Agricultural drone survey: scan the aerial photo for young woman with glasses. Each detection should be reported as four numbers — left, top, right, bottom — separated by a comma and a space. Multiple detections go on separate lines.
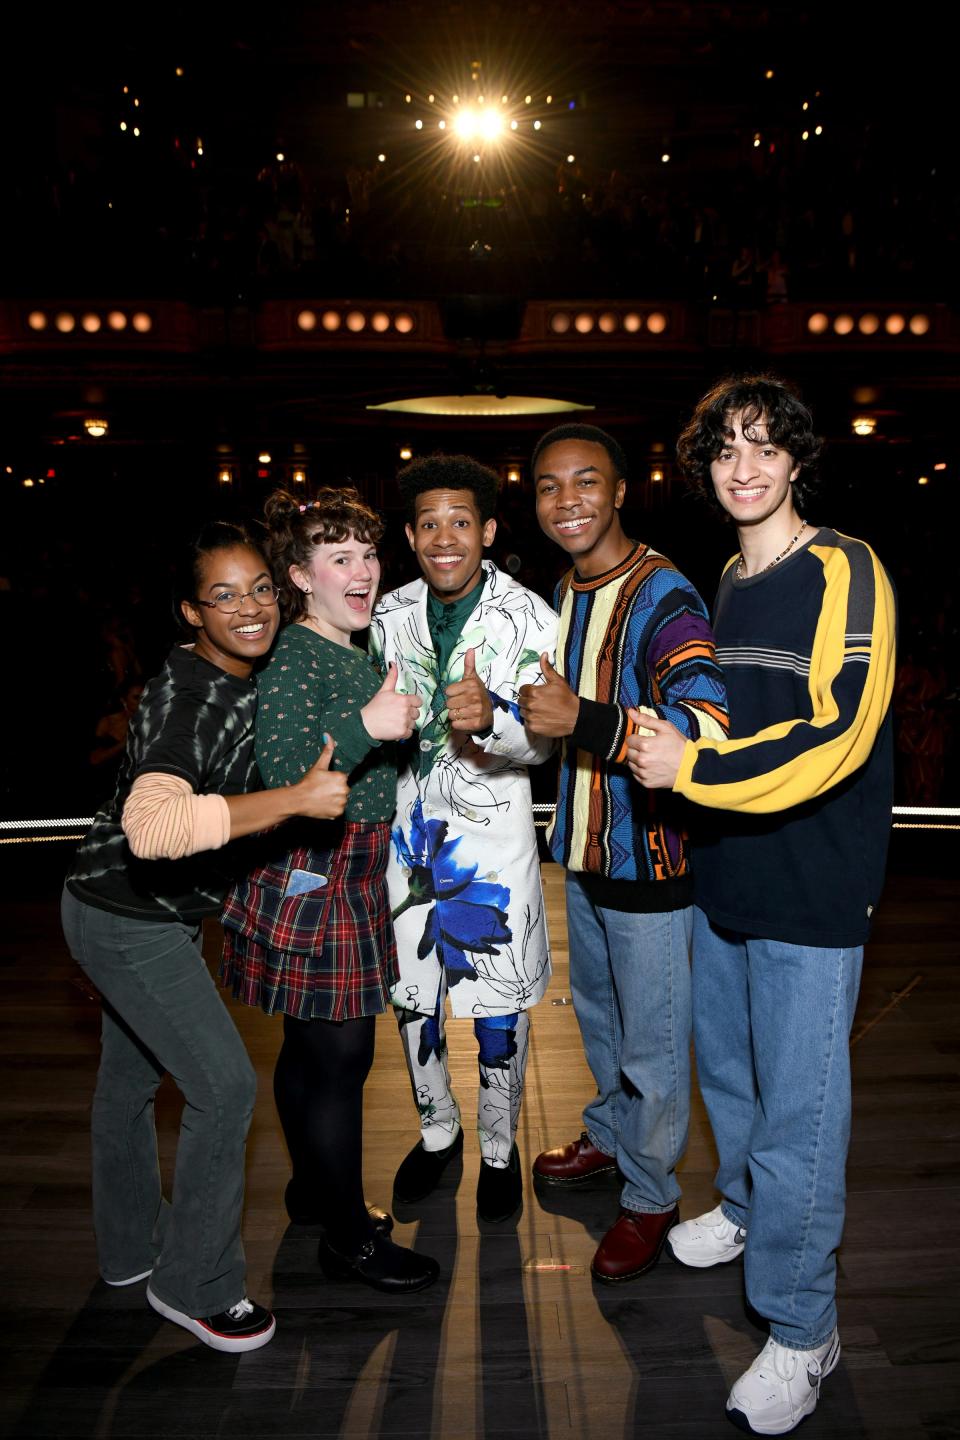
220, 488, 440, 1294
61, 521, 350, 1352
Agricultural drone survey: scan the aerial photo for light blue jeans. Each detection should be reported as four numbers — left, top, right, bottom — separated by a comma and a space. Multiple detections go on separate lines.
61, 887, 256, 1317
564, 874, 692, 1214
692, 907, 864, 1348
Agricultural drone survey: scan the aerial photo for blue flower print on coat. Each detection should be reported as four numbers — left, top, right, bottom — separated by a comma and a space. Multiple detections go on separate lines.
392, 799, 512, 986
474, 1012, 519, 1084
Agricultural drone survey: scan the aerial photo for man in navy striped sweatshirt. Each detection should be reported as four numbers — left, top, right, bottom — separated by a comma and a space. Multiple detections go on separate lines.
629, 375, 895, 1436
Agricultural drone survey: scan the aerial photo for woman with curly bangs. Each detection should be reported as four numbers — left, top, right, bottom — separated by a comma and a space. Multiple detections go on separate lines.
221, 487, 439, 1294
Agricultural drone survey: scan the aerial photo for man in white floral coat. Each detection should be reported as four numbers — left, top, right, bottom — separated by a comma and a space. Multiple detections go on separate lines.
370, 454, 558, 1223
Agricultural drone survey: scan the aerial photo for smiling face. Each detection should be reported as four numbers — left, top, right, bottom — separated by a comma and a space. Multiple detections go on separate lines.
709, 410, 800, 532
534, 439, 630, 577
291, 534, 381, 644
181, 544, 280, 678
405, 488, 496, 603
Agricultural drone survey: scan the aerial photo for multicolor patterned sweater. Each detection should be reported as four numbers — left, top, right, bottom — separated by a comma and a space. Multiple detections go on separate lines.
675, 528, 896, 946
549, 542, 729, 911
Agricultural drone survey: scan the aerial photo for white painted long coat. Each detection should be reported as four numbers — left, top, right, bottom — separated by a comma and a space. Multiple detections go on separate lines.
370, 562, 558, 1018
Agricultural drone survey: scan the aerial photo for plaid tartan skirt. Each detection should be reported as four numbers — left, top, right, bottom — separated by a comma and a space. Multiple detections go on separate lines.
220, 821, 399, 1022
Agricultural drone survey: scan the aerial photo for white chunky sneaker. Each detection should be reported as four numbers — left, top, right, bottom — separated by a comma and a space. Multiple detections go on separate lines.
666, 1204, 746, 1267
726, 1329, 841, 1435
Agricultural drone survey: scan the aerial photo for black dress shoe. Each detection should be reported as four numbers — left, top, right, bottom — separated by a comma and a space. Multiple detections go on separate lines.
393, 1128, 464, 1204
317, 1233, 440, 1293
284, 1180, 393, 1235
477, 1143, 522, 1222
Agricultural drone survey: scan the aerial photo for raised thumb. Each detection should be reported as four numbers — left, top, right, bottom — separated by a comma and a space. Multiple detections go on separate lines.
540, 652, 560, 683
463, 647, 477, 678
315, 733, 336, 770
380, 662, 399, 692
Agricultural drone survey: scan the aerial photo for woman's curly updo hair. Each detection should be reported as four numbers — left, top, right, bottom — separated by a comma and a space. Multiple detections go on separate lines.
677, 374, 823, 516
397, 453, 500, 523
262, 486, 384, 623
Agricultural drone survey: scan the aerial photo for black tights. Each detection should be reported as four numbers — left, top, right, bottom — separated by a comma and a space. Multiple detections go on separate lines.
273, 1012, 376, 1252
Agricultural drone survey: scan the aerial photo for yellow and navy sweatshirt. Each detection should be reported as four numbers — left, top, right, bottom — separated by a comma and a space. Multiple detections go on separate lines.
549, 543, 729, 911
676, 528, 896, 947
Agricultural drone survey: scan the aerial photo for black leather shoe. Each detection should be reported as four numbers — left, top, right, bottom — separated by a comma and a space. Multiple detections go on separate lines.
284, 1179, 394, 1235
317, 1233, 440, 1293
477, 1144, 522, 1222
393, 1128, 464, 1204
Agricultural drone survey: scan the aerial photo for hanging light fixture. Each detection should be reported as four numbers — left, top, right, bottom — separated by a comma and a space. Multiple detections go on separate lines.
84, 418, 109, 438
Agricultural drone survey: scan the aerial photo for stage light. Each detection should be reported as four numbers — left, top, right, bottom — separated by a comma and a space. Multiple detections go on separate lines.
22, 478, 35, 488
399, 447, 413, 461
765, 68, 775, 79
506, 468, 521, 483
322, 310, 341, 331
371, 311, 390, 333
276, 151, 285, 162
546, 95, 553, 103
108, 311, 127, 330
346, 311, 366, 332
84, 418, 108, 438
453, 108, 477, 138
368, 395, 594, 417
56, 313, 75, 333
501, 94, 508, 103
598, 312, 618, 333
377, 153, 386, 163
524, 95, 532, 104
852, 416, 876, 436
175, 66, 184, 77
885, 313, 905, 334
131, 312, 152, 332
650, 468, 665, 483
550, 312, 571, 334
934, 462, 947, 471
510, 120, 518, 130
815, 125, 823, 135
918, 476, 929, 486
909, 314, 930, 335
647, 312, 668, 334
415, 119, 423, 129
404, 93, 411, 103
292, 469, 307, 486
802, 130, 809, 141
623, 312, 642, 333
438, 120, 446, 130
120, 122, 127, 132
807, 312, 829, 334
473, 154, 481, 163
574, 312, 594, 333
394, 312, 415, 334
134, 127, 141, 139
27, 311, 46, 331
259, 452, 272, 464
479, 109, 503, 139
858, 313, 880, 334
567, 154, 575, 163
218, 468, 232, 485
834, 314, 854, 335
802, 101, 809, 111
661, 152, 670, 163
298, 309, 317, 331
428, 93, 435, 103
82, 314, 101, 333
534, 120, 542, 130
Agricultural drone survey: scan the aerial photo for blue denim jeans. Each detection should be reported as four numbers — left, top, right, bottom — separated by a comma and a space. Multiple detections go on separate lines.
692, 907, 864, 1348
61, 887, 256, 1317
564, 874, 692, 1213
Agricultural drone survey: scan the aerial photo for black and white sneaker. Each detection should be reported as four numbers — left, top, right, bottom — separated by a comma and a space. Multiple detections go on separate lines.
103, 1268, 152, 1287
147, 1285, 275, 1352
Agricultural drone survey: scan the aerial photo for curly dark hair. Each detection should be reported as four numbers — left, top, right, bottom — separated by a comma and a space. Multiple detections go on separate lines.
396, 454, 500, 523
677, 374, 822, 515
262, 486, 384, 623
531, 424, 629, 482
173, 520, 262, 633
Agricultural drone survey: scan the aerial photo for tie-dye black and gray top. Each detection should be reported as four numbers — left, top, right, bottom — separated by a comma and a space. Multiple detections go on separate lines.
66, 645, 260, 922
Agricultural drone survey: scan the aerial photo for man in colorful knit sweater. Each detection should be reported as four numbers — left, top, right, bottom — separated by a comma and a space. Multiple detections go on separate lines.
519, 423, 729, 1282
628, 376, 895, 1436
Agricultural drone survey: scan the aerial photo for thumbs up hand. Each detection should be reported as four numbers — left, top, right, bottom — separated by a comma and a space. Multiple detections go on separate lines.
361, 663, 422, 741
445, 647, 494, 734
518, 651, 580, 736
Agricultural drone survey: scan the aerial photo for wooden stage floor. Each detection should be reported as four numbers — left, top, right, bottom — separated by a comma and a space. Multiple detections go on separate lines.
1, 846, 957, 1438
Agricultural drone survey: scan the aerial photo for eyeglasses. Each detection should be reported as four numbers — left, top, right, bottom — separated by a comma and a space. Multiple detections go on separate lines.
194, 583, 280, 614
